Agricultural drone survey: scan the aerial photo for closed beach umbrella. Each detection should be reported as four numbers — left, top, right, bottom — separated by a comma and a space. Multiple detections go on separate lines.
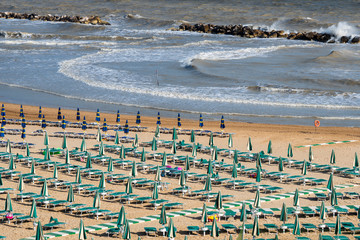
116, 110, 120, 126
190, 130, 195, 143
1, 116, 6, 127
6, 139, 11, 153
267, 140, 272, 154
140, 148, 146, 162
357, 207, 360, 220
0, 125, 4, 140
44, 146, 50, 161
220, 115, 225, 131
232, 162, 237, 179
102, 118, 107, 133
93, 191, 100, 209
184, 155, 190, 171
247, 137, 252, 152
95, 109, 100, 123
132, 134, 139, 148
19, 105, 24, 117
44, 131, 49, 146
238, 222, 245, 240
122, 219, 131, 240
155, 166, 161, 182
76, 108, 80, 122
330, 149, 335, 164
280, 203, 288, 224
319, 201, 326, 223
155, 125, 160, 138
293, 188, 300, 207
256, 153, 262, 169
293, 214, 300, 235
287, 143, 293, 158
209, 132, 214, 147
151, 137, 157, 151
211, 146, 218, 161
30, 159, 35, 174
191, 143, 197, 158
98, 172, 106, 189
240, 202, 246, 222
335, 214, 341, 235
30, 199, 37, 219
204, 174, 212, 192
99, 140, 105, 156
117, 205, 126, 228
62, 134, 68, 149
199, 114, 204, 129
172, 127, 178, 140
61, 116, 66, 130
207, 160, 213, 175
79, 219, 87, 240
278, 157, 284, 172
18, 175, 24, 193
256, 165, 261, 183
130, 161, 137, 177
21, 116, 26, 128
254, 189, 261, 209
96, 127, 102, 142
136, 111, 141, 126
125, 178, 133, 194
210, 216, 219, 237
301, 160, 307, 175
1, 104, 5, 117
35, 220, 46, 240
120, 145, 126, 159
233, 150, 238, 164
81, 116, 87, 131
75, 167, 82, 184
21, 127, 26, 141
159, 205, 167, 225
152, 182, 159, 200
228, 134, 233, 149
67, 185, 74, 203
53, 163, 58, 179
65, 150, 70, 165
177, 113, 181, 128
57, 107, 62, 121
354, 153, 359, 170
327, 173, 334, 191
179, 170, 186, 187
26, 143, 31, 157
107, 158, 114, 172
8, 155, 15, 170
5, 193, 12, 212
201, 203, 208, 225
167, 218, 176, 239
156, 112, 161, 125
171, 141, 177, 155
331, 188, 338, 206
252, 215, 260, 238
81, 136, 87, 152
214, 191, 223, 210
41, 115, 46, 130
309, 146, 314, 162
124, 120, 130, 135
85, 153, 92, 169
114, 131, 120, 145
40, 180, 49, 197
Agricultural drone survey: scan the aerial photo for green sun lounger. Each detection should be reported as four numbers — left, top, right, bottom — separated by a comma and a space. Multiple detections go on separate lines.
187, 226, 199, 234
43, 217, 66, 230
106, 227, 120, 237
333, 236, 350, 240
222, 224, 237, 233
302, 223, 317, 232
264, 223, 278, 232
144, 227, 157, 236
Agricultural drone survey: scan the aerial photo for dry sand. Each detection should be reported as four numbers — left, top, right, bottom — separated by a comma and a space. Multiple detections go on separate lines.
0, 102, 360, 240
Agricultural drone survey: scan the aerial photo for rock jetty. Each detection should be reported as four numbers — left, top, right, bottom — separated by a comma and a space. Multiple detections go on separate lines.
0, 12, 110, 25
178, 23, 359, 44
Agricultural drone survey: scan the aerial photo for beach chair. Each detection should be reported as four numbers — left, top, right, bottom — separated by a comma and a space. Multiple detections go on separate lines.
332, 236, 350, 240
221, 223, 237, 233
345, 191, 360, 199
296, 237, 311, 240
341, 222, 360, 234
106, 227, 120, 237
144, 227, 157, 236
315, 193, 328, 201
223, 209, 237, 220
186, 226, 200, 235
164, 202, 183, 209
264, 223, 278, 233
43, 217, 66, 230
302, 223, 317, 232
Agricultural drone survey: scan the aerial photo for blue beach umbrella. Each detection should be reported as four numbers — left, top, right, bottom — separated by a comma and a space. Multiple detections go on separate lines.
1, 104, 5, 117
124, 120, 129, 135
136, 111, 141, 126
20, 104, 24, 117
177, 113, 181, 128
102, 118, 108, 133
21, 116, 26, 128
116, 110, 120, 125
57, 107, 62, 121
156, 112, 161, 125
1, 116, 6, 127
41, 115, 46, 129
61, 116, 66, 130
0, 125, 4, 139
220, 115, 225, 130
76, 108, 80, 122
21, 127, 26, 141
82, 116, 87, 131
38, 106, 42, 120
95, 109, 100, 123
199, 114, 204, 129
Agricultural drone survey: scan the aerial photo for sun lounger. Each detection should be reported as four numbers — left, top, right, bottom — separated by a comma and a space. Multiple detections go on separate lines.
333, 236, 350, 240
315, 193, 328, 201
296, 237, 311, 240
264, 223, 278, 233
43, 217, 66, 230
302, 223, 317, 232
186, 226, 199, 235
65, 203, 86, 213
143, 227, 157, 236
345, 191, 360, 199
106, 227, 120, 237
164, 202, 183, 209
135, 197, 152, 204
341, 222, 360, 234
221, 223, 237, 233
15, 215, 35, 224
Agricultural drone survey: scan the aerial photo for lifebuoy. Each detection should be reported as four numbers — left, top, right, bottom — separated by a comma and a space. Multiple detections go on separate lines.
314, 120, 320, 127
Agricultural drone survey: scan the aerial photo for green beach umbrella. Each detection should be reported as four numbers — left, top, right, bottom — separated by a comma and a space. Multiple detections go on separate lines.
6, 139, 11, 154
267, 140, 272, 154
252, 215, 260, 238
30, 199, 38, 218
93, 191, 100, 209
140, 148, 146, 162
120, 145, 126, 159
354, 152, 359, 169
159, 205, 167, 225
130, 161, 137, 177
184, 155, 190, 171
167, 218, 176, 239
238, 222, 246, 240
35, 221, 46, 240
201, 203, 207, 225
107, 157, 114, 172
152, 182, 159, 200
26, 142, 30, 157
214, 191, 223, 210
65, 150, 70, 165
319, 201, 326, 223
357, 206, 360, 220
18, 175, 24, 193
151, 137, 157, 151
334, 214, 341, 235
278, 157, 284, 172
155, 166, 161, 182
204, 174, 212, 192
122, 219, 131, 240
287, 143, 293, 158
114, 131, 120, 145
327, 173, 334, 191
86, 153, 92, 169
44, 131, 49, 146
256, 153, 262, 169
125, 178, 133, 194
62, 134, 67, 149
172, 127, 178, 140
190, 130, 195, 143
228, 134, 233, 149
0, 174, 2, 186
8, 155, 15, 170
247, 137, 252, 152
75, 167, 82, 184
209, 132, 214, 147
96, 127, 102, 142
160, 152, 168, 167
210, 216, 219, 238
179, 170, 186, 187
256, 165, 261, 183
207, 160, 213, 175
211, 146, 218, 161
280, 203, 287, 224
309, 146, 314, 162
53, 163, 58, 179
331, 188, 338, 206
301, 160, 307, 175
67, 185, 74, 203
5, 193, 12, 212
254, 189, 261, 209
232, 162, 238, 179
98, 140, 105, 156
98, 172, 106, 189
171, 141, 177, 155
81, 136, 86, 152
79, 219, 87, 240
233, 150, 238, 164
191, 143, 197, 158
44, 146, 50, 161
155, 125, 160, 138
293, 188, 300, 207
133, 134, 139, 148
117, 205, 126, 228
40, 180, 49, 198
240, 202, 246, 222
293, 214, 300, 235
30, 159, 36, 174
330, 149, 335, 164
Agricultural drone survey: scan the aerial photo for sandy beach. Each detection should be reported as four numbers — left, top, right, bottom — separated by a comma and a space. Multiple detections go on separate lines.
0, 102, 360, 240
